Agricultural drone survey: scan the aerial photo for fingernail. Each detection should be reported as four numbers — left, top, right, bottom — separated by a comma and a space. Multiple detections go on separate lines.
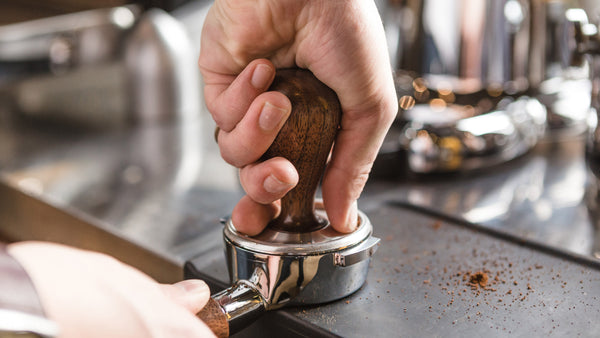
264, 174, 294, 194
251, 63, 273, 89
259, 102, 288, 131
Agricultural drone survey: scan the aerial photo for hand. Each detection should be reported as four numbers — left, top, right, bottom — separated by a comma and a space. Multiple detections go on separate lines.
199, 0, 397, 235
7, 241, 215, 338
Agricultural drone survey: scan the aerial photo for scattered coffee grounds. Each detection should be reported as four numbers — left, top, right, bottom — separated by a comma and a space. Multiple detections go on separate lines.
468, 271, 488, 289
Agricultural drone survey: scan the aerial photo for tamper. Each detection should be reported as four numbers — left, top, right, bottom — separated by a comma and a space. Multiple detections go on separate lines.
193, 69, 380, 337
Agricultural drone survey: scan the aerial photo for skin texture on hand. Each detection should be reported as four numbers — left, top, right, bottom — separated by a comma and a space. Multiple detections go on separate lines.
200, 0, 398, 235
7, 242, 215, 338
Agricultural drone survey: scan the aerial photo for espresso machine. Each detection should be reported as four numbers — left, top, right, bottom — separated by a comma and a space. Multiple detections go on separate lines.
375, 0, 593, 176
568, 6, 600, 251
0, 5, 200, 129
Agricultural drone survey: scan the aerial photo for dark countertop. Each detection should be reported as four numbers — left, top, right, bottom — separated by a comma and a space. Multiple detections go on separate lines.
186, 151, 600, 337
287, 203, 600, 337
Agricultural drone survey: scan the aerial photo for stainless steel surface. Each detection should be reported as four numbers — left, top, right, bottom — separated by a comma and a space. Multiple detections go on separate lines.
571, 9, 600, 258
226, 205, 374, 255
538, 2, 593, 138
0, 6, 139, 64
567, 8, 600, 114
378, 1, 600, 257
383, 0, 592, 174
203, 205, 378, 334
386, 0, 534, 95
212, 280, 266, 335
375, 137, 597, 258
395, 94, 547, 173
223, 209, 377, 305
189, 190, 600, 337
124, 8, 200, 126
0, 6, 200, 129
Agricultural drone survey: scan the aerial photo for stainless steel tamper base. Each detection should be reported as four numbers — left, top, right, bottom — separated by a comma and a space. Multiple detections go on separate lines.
211, 201, 379, 334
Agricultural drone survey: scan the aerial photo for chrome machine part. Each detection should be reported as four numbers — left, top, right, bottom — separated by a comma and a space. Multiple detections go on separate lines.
0, 6, 200, 129
208, 202, 378, 334
536, 1, 593, 139
397, 95, 547, 174
567, 9, 600, 178
567, 8, 600, 259
0, 6, 140, 70
224, 203, 373, 256
387, 0, 534, 95
375, 0, 592, 176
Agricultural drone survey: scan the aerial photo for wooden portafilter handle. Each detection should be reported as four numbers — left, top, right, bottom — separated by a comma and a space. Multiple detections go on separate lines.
196, 69, 341, 337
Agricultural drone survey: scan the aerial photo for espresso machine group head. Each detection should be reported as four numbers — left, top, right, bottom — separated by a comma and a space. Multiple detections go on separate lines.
193, 69, 380, 337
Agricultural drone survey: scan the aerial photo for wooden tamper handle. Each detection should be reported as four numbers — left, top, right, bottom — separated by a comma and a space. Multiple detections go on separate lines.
197, 69, 341, 337
263, 68, 342, 233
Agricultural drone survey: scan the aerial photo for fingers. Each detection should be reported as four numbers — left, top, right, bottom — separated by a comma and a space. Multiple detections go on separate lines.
239, 157, 298, 204
203, 58, 294, 235
322, 165, 361, 234
160, 280, 211, 314
295, 1, 398, 234
228, 158, 295, 236
231, 195, 280, 236
201, 1, 399, 236
233, 158, 296, 235
322, 97, 397, 234
205, 58, 292, 168
203, 59, 276, 132
217, 91, 291, 167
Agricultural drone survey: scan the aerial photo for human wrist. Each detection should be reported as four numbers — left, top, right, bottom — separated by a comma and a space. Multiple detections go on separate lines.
0, 243, 58, 338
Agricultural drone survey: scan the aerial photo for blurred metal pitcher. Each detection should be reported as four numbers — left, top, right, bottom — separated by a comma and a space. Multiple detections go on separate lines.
387, 0, 539, 95
375, 0, 592, 175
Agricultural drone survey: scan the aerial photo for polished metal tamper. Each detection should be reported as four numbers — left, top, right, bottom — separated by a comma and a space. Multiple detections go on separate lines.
196, 69, 380, 337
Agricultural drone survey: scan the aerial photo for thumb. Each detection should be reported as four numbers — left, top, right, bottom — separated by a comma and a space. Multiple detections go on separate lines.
160, 279, 211, 314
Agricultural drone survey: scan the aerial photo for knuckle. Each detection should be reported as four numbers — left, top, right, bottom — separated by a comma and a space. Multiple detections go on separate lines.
212, 115, 235, 133
327, 163, 372, 201
345, 91, 398, 128
220, 148, 243, 167
249, 192, 276, 205
219, 143, 257, 168
382, 95, 399, 124
348, 170, 370, 200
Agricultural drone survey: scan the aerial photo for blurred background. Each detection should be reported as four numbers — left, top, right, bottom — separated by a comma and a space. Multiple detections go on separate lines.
0, 1, 191, 24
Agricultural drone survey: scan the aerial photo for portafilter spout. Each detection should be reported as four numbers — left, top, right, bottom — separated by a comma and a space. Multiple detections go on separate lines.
194, 69, 380, 337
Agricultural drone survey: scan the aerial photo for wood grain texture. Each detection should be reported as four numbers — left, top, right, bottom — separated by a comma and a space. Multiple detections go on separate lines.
196, 298, 229, 338
263, 69, 342, 233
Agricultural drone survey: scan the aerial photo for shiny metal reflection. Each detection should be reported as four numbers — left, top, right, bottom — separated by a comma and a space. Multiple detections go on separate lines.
210, 203, 379, 334
382, 0, 534, 95
375, 0, 594, 175
395, 94, 546, 174
0, 6, 200, 129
